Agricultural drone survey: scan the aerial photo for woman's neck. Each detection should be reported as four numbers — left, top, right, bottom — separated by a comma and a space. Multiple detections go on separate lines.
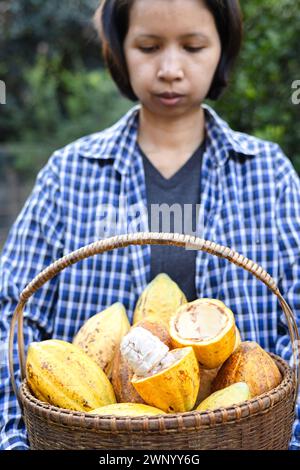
137, 105, 206, 179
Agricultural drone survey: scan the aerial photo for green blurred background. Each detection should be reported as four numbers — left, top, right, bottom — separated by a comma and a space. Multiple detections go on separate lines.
0, 0, 299, 247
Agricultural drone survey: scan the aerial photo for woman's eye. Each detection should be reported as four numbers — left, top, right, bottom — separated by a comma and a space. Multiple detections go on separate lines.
139, 46, 158, 53
138, 46, 204, 54
184, 47, 203, 53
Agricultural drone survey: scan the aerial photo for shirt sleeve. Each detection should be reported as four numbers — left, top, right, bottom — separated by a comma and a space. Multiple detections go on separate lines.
274, 162, 300, 450
0, 154, 64, 450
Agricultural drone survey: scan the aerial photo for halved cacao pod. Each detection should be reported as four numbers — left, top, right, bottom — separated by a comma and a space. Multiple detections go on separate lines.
111, 348, 145, 404
26, 339, 116, 412
131, 347, 200, 413
212, 341, 282, 397
89, 403, 166, 416
234, 326, 242, 350
73, 302, 130, 378
133, 273, 187, 325
169, 298, 236, 369
111, 319, 172, 403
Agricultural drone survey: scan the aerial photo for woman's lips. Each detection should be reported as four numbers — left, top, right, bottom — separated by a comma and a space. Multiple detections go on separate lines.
155, 94, 184, 106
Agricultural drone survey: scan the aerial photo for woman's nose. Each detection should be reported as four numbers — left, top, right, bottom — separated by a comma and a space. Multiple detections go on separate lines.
157, 49, 184, 81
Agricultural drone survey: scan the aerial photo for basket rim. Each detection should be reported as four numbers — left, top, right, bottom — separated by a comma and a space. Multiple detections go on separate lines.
20, 353, 295, 433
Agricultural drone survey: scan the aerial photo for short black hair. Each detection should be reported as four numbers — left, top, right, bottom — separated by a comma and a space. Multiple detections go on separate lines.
94, 0, 243, 101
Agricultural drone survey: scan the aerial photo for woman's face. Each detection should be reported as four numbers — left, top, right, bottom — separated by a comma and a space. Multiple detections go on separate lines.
124, 0, 221, 117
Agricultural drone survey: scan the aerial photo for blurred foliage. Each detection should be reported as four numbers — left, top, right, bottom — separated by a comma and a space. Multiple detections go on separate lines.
0, 0, 300, 180
3, 56, 132, 177
0, 0, 132, 178
213, 0, 300, 172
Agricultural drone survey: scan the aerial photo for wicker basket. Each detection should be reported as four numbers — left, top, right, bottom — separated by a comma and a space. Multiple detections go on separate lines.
9, 232, 300, 450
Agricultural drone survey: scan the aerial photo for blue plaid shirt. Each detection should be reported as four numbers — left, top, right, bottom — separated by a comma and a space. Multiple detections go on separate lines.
0, 104, 299, 450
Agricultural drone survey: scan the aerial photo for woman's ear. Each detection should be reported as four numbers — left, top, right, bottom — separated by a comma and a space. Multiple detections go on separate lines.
93, 3, 104, 40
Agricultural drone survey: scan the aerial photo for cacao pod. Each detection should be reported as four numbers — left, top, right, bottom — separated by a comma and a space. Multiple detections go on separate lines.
89, 403, 166, 416
131, 346, 200, 413
197, 382, 251, 412
133, 273, 187, 325
73, 302, 130, 378
169, 298, 236, 369
111, 348, 146, 404
212, 341, 282, 397
26, 339, 116, 411
111, 319, 172, 403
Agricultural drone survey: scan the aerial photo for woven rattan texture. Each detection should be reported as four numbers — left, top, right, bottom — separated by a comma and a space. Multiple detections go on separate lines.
20, 355, 295, 450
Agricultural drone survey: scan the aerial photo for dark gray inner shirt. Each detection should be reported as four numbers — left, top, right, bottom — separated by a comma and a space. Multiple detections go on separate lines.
138, 140, 205, 301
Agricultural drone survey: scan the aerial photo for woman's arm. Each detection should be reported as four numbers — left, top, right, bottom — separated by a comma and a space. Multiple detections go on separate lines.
0, 155, 64, 449
274, 165, 300, 450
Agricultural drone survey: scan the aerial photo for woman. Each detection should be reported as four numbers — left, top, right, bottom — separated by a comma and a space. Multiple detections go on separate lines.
0, 0, 299, 449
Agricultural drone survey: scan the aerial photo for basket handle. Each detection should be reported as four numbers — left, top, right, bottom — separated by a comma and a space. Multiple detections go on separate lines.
9, 232, 299, 407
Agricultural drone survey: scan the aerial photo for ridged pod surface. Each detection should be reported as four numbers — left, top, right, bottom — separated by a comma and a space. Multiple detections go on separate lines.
197, 382, 251, 412
169, 298, 236, 369
89, 403, 166, 417
73, 302, 130, 378
133, 273, 187, 325
26, 339, 116, 411
212, 341, 282, 397
131, 347, 200, 413
111, 319, 173, 403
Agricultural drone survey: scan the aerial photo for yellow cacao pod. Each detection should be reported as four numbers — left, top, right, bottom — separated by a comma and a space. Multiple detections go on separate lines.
131, 346, 200, 413
89, 403, 166, 417
26, 339, 116, 411
73, 302, 130, 378
133, 273, 187, 326
197, 382, 251, 412
212, 341, 282, 397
